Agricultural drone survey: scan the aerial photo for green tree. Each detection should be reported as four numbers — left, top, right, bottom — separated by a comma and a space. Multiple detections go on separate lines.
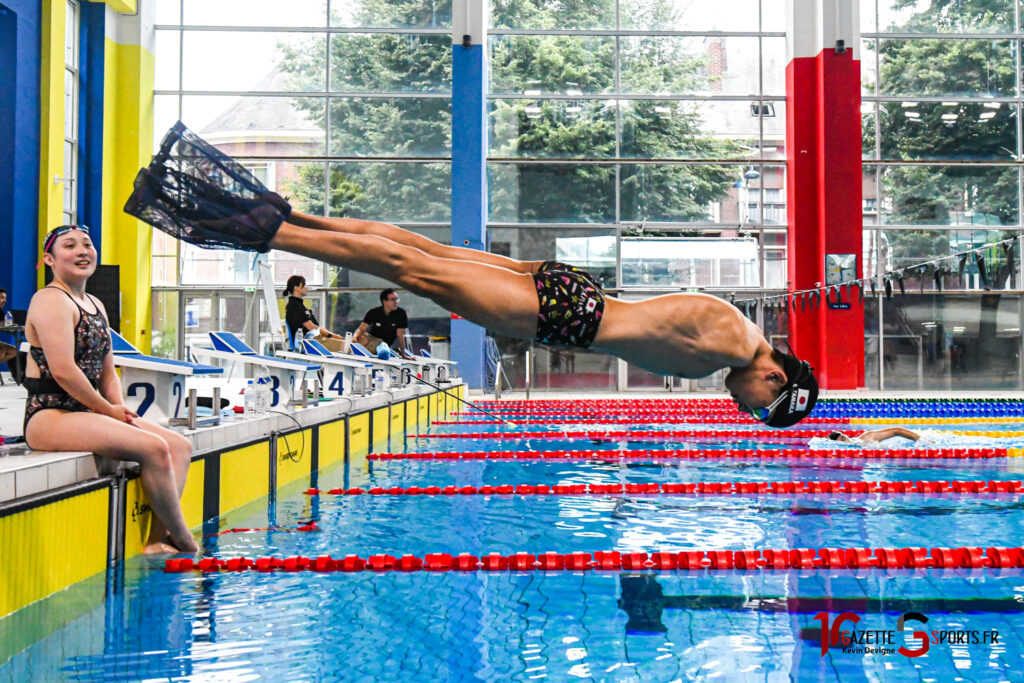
873, 0, 1017, 264
278, 0, 742, 227
871, 0, 1018, 386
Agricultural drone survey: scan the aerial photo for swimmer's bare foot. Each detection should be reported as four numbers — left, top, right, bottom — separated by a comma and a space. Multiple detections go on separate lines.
142, 541, 181, 555
145, 532, 199, 554
170, 535, 200, 553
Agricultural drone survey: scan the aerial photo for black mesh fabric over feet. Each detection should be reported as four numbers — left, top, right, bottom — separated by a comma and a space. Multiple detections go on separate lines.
123, 121, 292, 253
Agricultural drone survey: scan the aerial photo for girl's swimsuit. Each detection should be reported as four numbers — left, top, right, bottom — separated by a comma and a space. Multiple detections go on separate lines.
532, 261, 606, 349
23, 287, 111, 435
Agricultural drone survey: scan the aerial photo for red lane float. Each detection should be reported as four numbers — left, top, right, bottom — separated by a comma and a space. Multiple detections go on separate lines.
203, 522, 319, 537
165, 546, 1024, 573
368, 447, 1006, 461
413, 429, 840, 440
437, 416, 850, 425
303, 479, 1024, 498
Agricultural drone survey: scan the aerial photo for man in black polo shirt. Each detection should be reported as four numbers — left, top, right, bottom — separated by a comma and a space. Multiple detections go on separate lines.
355, 288, 415, 359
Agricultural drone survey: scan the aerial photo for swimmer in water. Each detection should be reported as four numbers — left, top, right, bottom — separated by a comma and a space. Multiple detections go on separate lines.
826, 428, 922, 445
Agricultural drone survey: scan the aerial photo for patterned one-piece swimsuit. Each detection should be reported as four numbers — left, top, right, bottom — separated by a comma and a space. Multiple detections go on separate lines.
23, 287, 111, 433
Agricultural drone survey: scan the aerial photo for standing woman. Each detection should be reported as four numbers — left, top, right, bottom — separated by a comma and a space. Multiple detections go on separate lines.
283, 274, 343, 348
23, 225, 198, 553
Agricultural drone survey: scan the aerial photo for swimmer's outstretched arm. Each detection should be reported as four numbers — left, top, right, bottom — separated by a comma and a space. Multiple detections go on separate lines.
859, 427, 921, 443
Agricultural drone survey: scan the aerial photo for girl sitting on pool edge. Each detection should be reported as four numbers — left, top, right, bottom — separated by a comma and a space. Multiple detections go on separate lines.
22, 225, 198, 554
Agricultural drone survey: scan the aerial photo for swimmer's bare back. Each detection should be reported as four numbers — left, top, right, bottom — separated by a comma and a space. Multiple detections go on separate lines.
591, 293, 762, 378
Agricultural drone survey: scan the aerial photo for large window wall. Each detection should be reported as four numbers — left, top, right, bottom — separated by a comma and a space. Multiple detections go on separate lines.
152, 0, 454, 356
860, 0, 1024, 390
487, 0, 786, 389
150, 0, 1024, 391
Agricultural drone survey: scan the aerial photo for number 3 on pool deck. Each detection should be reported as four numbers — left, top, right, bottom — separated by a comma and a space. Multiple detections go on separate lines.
329, 372, 343, 396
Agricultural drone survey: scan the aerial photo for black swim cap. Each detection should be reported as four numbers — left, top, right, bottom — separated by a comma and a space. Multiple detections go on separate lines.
760, 353, 819, 428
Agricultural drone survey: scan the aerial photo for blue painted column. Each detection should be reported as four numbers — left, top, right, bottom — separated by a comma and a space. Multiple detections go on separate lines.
450, 0, 488, 390
0, 0, 41, 312
77, 1, 105, 252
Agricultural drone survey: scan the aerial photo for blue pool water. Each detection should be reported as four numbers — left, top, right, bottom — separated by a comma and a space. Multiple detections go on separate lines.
3, 418, 1024, 681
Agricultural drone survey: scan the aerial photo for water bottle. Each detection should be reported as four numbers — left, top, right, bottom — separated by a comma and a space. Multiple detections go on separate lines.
243, 381, 256, 416
3, 310, 11, 326
254, 367, 271, 414
256, 377, 271, 414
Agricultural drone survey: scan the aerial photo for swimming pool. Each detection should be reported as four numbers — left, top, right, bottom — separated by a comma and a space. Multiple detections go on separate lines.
2, 397, 1024, 681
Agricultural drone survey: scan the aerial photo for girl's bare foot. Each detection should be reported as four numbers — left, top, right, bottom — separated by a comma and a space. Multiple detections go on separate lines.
142, 541, 180, 555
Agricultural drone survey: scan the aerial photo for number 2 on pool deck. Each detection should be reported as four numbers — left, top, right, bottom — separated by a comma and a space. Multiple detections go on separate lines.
127, 382, 156, 417
328, 372, 344, 396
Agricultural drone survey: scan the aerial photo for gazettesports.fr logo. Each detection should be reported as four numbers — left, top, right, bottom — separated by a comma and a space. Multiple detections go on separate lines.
814, 612, 1000, 657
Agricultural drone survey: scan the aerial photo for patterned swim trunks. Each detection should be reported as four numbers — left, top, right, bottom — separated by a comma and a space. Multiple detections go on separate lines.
532, 261, 606, 349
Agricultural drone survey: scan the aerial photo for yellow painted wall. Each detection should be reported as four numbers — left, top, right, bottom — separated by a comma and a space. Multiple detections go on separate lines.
349, 412, 370, 469
0, 488, 109, 618
123, 459, 205, 559
391, 402, 405, 441
102, 33, 154, 350
37, 0, 66, 273
39, 2, 154, 343
320, 420, 347, 468
277, 430, 312, 489
101, 0, 137, 12
405, 399, 417, 433
418, 396, 428, 429
220, 443, 270, 515
372, 407, 389, 449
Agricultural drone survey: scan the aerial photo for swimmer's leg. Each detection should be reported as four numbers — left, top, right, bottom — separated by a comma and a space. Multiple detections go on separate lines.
271, 223, 541, 338
286, 212, 541, 275
25, 410, 199, 553
133, 418, 193, 547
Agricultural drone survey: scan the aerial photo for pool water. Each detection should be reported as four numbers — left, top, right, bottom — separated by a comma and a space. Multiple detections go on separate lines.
3, 414, 1024, 681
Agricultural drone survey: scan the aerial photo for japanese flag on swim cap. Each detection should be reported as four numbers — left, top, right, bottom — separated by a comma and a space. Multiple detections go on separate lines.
762, 353, 819, 428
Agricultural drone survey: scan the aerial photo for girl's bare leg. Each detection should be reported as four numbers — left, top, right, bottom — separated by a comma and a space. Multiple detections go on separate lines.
25, 411, 199, 553
286, 212, 541, 275
133, 418, 193, 546
270, 222, 540, 339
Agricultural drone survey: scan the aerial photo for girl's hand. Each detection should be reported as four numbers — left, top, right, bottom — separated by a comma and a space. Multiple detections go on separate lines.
105, 403, 139, 425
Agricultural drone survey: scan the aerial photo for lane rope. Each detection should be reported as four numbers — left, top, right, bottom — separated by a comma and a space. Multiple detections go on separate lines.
368, 447, 1007, 460
303, 479, 1024, 497
413, 429, 1024, 440
165, 546, 1024, 573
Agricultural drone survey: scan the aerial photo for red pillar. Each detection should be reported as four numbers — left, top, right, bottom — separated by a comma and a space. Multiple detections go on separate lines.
786, 0, 865, 389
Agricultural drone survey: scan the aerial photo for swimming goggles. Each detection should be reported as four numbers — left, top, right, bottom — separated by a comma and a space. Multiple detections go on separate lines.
43, 224, 91, 253
741, 389, 790, 423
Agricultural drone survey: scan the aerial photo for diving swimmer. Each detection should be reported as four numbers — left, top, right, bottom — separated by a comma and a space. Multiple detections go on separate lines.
124, 122, 819, 427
